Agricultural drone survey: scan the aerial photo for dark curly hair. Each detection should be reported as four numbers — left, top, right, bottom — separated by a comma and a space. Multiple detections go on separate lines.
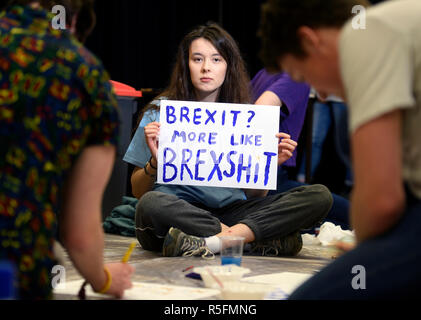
258, 0, 370, 71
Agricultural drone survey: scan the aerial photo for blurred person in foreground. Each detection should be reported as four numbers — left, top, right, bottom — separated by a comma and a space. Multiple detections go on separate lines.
0, 0, 134, 299
259, 0, 421, 299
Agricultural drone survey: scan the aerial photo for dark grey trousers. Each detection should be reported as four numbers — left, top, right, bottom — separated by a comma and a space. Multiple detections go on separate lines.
135, 184, 333, 252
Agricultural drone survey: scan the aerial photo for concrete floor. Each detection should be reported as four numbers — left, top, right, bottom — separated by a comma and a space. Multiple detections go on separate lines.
54, 233, 340, 300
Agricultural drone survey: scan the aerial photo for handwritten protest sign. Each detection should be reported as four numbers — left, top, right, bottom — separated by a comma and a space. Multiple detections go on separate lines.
157, 100, 280, 190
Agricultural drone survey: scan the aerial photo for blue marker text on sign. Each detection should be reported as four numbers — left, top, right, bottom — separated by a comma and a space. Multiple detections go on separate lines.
157, 100, 280, 190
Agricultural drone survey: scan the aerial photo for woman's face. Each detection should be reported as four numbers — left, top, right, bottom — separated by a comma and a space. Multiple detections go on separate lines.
189, 37, 227, 102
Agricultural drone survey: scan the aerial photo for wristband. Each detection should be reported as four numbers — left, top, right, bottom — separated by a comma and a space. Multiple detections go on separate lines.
144, 162, 156, 179
98, 266, 112, 294
148, 156, 157, 170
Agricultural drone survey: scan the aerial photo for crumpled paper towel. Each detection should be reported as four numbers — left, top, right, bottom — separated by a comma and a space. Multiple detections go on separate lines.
317, 222, 355, 246
302, 222, 355, 246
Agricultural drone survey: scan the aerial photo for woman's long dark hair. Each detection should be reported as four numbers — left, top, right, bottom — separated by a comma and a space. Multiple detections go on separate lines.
138, 22, 252, 123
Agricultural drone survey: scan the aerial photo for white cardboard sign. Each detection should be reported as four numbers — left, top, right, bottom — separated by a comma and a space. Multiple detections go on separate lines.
157, 100, 280, 190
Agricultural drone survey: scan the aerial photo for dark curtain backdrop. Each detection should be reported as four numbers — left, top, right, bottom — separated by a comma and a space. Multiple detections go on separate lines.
85, 0, 265, 96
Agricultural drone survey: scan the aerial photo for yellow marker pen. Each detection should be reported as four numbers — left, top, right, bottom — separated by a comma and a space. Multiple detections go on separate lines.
122, 242, 137, 263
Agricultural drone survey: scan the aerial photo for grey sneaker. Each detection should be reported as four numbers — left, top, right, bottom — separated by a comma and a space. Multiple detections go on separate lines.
162, 227, 215, 259
250, 231, 303, 257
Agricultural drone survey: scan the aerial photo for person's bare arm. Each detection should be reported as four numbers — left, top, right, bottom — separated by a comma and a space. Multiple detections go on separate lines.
131, 122, 160, 199
255, 90, 282, 107
131, 160, 157, 199
60, 145, 133, 297
350, 110, 406, 243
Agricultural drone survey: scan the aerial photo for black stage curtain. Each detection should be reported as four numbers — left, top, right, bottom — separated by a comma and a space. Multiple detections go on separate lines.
85, 0, 265, 96
85, 0, 383, 98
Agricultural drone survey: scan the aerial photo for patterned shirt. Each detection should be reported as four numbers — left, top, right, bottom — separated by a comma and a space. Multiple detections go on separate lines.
0, 5, 120, 299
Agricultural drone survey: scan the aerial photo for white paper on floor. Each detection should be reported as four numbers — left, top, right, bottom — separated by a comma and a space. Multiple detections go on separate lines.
302, 222, 355, 246
242, 272, 313, 299
54, 280, 220, 300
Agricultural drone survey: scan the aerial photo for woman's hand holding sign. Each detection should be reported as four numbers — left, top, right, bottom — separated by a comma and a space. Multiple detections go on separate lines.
277, 133, 297, 166
144, 121, 161, 161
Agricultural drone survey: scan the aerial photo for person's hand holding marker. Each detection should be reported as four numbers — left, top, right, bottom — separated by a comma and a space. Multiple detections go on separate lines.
103, 242, 136, 298
78, 242, 136, 299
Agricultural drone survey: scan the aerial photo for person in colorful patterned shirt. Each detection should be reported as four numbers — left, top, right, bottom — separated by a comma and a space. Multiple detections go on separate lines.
0, 0, 133, 299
